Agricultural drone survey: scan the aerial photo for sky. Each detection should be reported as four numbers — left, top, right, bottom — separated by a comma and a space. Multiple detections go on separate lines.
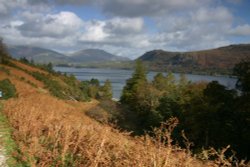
0, 0, 250, 59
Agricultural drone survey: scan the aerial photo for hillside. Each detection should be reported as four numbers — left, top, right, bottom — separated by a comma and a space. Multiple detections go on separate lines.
138, 44, 250, 74
69, 49, 130, 63
7, 45, 69, 64
0, 57, 243, 166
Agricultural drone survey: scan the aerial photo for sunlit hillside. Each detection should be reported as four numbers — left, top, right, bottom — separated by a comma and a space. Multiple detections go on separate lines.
1, 56, 248, 166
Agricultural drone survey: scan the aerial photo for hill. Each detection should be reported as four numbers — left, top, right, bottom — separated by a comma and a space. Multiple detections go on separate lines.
138, 44, 250, 74
7, 45, 69, 64
1, 50, 243, 166
69, 49, 130, 63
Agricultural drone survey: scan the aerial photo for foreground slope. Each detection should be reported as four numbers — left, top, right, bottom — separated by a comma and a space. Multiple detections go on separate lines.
0, 60, 245, 166
138, 44, 250, 74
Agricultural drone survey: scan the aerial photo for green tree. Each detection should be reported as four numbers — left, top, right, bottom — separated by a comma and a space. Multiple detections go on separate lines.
165, 72, 176, 93
120, 61, 156, 132
120, 60, 147, 105
233, 61, 250, 158
99, 79, 113, 100
0, 79, 17, 99
184, 81, 236, 149
152, 73, 167, 91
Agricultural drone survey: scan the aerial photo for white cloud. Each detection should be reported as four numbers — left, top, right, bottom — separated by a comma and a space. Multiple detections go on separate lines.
80, 21, 108, 42
17, 11, 83, 38
229, 24, 250, 36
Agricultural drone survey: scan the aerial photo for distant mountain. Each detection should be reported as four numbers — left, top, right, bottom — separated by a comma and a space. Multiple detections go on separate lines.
69, 49, 130, 63
7, 46, 130, 65
138, 44, 250, 74
7, 45, 69, 64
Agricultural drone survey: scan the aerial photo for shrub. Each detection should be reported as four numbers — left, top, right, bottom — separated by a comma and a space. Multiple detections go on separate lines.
0, 79, 17, 99
0, 66, 10, 75
31, 72, 89, 101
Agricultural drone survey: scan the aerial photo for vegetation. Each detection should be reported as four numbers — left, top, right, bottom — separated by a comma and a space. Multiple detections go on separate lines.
0, 103, 27, 166
0, 79, 17, 100
80, 78, 113, 100
120, 60, 250, 161
31, 71, 91, 101
0, 37, 249, 166
0, 66, 214, 166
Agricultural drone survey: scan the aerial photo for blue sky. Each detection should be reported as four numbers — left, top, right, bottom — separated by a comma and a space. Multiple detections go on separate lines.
0, 0, 250, 59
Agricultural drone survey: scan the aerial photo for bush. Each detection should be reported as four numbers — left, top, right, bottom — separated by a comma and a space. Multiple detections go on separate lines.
31, 72, 89, 101
85, 105, 111, 123
0, 79, 17, 99
0, 66, 10, 75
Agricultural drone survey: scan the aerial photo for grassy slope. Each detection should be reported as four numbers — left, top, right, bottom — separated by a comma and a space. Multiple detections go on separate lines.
0, 60, 243, 166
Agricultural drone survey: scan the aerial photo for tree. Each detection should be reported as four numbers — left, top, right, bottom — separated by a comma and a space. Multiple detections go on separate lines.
120, 60, 147, 105
233, 60, 250, 94
0, 79, 17, 99
152, 73, 168, 91
233, 61, 250, 158
184, 81, 236, 149
165, 72, 176, 93
99, 79, 113, 100
120, 61, 153, 132
0, 37, 9, 64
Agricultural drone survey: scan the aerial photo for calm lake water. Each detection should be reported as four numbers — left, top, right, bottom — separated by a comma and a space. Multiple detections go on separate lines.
54, 67, 237, 99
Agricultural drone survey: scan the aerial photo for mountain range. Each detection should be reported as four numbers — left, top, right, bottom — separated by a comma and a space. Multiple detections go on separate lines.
7, 45, 129, 65
7, 44, 250, 74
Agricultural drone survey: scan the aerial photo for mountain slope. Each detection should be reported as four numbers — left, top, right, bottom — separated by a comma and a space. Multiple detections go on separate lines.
0, 59, 215, 166
70, 49, 129, 63
138, 44, 250, 74
7, 45, 69, 64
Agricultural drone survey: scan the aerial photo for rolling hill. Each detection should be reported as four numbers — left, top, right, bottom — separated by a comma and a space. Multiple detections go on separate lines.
138, 44, 250, 74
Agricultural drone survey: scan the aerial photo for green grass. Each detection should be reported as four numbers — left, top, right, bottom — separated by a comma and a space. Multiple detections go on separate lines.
0, 102, 28, 167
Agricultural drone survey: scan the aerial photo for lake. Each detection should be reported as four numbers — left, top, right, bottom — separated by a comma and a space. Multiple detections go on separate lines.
54, 67, 237, 99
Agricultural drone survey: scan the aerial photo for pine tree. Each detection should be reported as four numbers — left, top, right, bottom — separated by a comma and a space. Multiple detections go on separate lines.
120, 60, 147, 105
100, 79, 113, 100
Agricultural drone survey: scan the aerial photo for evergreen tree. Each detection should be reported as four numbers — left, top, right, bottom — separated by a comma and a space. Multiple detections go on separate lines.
120, 60, 147, 105
99, 79, 113, 100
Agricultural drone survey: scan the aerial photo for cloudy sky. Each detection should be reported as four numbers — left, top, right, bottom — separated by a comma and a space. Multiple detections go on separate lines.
0, 0, 250, 59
